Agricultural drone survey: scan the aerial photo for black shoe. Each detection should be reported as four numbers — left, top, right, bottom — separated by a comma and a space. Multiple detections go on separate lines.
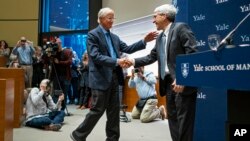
70, 132, 80, 141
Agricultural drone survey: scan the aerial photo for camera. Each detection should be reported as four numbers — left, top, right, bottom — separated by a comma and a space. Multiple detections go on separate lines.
45, 42, 59, 56
134, 68, 140, 73
54, 90, 63, 96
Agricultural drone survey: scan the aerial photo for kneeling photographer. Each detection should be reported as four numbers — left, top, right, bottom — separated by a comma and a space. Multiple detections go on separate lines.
128, 66, 166, 123
46, 39, 73, 112
25, 79, 65, 131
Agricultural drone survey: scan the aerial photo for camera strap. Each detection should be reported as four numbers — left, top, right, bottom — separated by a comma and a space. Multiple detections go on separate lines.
42, 95, 49, 108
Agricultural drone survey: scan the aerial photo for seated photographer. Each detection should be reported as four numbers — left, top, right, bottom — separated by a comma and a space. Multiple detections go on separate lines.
128, 67, 166, 123
24, 79, 65, 131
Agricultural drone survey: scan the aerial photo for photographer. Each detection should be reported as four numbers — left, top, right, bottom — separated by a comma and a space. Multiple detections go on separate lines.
25, 79, 65, 131
128, 67, 166, 123
49, 39, 73, 111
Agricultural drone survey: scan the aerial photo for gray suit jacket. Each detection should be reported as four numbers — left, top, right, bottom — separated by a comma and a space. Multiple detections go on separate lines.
88, 25, 146, 90
135, 22, 198, 96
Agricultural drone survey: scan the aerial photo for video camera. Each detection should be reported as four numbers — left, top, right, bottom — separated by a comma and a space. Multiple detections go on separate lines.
45, 42, 59, 56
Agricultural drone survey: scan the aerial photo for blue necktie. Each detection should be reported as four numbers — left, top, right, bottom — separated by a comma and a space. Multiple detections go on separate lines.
105, 32, 117, 59
160, 34, 166, 80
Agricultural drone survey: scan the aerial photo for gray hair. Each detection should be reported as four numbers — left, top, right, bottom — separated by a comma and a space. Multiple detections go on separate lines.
97, 7, 114, 23
40, 79, 50, 87
154, 4, 177, 22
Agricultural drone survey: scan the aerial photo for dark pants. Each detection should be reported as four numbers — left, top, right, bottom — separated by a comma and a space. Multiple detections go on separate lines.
71, 77, 79, 103
79, 85, 91, 107
72, 72, 120, 141
166, 90, 197, 141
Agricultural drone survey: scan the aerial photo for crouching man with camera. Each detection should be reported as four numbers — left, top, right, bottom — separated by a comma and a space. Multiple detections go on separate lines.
128, 67, 166, 123
24, 79, 65, 131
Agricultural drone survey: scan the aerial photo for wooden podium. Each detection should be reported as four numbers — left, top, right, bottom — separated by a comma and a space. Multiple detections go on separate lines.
0, 68, 25, 128
0, 56, 7, 67
0, 79, 14, 141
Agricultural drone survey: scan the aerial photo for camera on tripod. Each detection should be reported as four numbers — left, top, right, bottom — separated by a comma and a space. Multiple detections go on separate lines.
45, 42, 59, 56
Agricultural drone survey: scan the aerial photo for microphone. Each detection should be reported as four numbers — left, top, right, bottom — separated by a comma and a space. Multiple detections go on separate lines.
218, 12, 250, 50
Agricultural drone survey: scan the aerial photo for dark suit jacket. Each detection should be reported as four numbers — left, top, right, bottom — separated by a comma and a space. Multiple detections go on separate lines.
135, 23, 198, 96
88, 25, 146, 90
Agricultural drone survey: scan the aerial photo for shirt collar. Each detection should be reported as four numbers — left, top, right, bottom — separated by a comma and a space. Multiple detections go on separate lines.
99, 25, 109, 34
163, 23, 172, 36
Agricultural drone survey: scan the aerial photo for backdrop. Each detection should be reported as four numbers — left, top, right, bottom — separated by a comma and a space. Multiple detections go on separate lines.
174, 0, 250, 141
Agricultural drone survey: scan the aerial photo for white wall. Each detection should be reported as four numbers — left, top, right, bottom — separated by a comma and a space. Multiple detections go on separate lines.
112, 15, 159, 76
102, 0, 170, 24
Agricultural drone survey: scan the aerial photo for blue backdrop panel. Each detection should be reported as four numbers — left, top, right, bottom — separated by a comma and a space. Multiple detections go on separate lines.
194, 88, 227, 141
174, 0, 250, 141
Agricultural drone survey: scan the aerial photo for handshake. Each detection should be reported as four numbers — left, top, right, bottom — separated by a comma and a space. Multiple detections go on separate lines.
117, 58, 134, 68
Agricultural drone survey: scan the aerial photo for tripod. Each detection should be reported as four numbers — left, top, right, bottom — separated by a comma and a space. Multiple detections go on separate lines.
50, 62, 71, 116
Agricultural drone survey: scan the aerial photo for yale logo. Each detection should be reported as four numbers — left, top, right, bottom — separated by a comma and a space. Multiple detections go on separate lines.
234, 129, 247, 136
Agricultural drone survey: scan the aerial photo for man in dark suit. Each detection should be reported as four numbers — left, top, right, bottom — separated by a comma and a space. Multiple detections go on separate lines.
127, 4, 198, 141
70, 7, 157, 141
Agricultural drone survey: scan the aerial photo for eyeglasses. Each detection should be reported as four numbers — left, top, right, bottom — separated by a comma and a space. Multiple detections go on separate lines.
105, 17, 116, 21
153, 13, 166, 19
21, 40, 26, 42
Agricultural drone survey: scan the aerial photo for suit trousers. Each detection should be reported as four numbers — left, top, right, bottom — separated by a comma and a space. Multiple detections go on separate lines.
165, 75, 197, 141
72, 71, 120, 141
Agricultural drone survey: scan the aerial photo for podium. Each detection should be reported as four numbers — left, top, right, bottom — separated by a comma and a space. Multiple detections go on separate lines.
0, 79, 14, 141
0, 68, 25, 128
176, 47, 250, 141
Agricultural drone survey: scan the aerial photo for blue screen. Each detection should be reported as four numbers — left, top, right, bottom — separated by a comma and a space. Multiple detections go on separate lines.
59, 33, 88, 59
42, 0, 89, 32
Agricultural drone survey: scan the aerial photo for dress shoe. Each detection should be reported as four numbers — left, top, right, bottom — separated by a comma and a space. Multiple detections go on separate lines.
70, 132, 82, 141
44, 123, 62, 131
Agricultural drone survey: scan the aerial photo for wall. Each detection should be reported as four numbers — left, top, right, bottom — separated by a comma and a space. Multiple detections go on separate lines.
0, 0, 39, 47
102, 0, 170, 24
0, 0, 169, 47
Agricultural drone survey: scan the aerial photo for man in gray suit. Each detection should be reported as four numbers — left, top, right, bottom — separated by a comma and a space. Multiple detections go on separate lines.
127, 4, 198, 141
70, 7, 157, 141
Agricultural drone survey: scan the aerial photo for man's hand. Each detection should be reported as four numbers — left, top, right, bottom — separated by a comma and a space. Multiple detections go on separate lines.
16, 40, 21, 47
54, 58, 59, 64
172, 79, 185, 93
58, 94, 64, 102
118, 58, 133, 68
144, 31, 158, 43
40, 85, 46, 92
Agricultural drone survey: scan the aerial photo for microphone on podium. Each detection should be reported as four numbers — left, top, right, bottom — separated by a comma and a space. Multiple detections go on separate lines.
218, 12, 250, 50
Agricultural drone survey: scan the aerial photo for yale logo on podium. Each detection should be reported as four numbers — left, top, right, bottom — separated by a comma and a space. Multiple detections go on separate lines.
234, 129, 247, 136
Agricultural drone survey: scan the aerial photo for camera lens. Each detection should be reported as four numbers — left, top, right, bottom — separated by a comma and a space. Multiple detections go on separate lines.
134, 68, 139, 73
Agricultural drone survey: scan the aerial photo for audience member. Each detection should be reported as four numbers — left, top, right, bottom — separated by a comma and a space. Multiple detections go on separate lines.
24, 79, 65, 131
0, 40, 11, 66
77, 52, 91, 110
69, 49, 80, 105
128, 66, 166, 123
32, 46, 45, 87
12, 36, 35, 88
70, 7, 157, 141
